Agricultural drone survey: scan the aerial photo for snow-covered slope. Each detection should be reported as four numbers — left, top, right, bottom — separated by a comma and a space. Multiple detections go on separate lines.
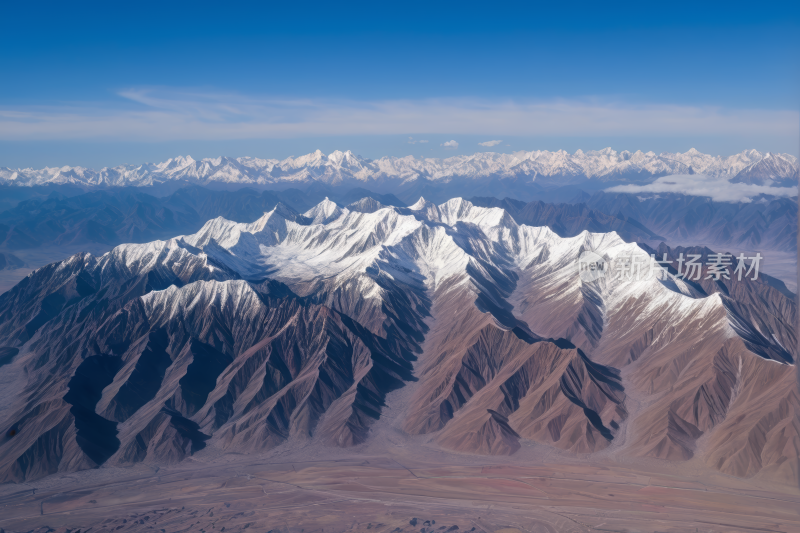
1, 148, 796, 187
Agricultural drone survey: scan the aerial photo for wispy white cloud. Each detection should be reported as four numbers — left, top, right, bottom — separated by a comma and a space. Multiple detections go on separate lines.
606, 174, 798, 203
407, 136, 429, 144
479, 140, 503, 147
0, 88, 796, 143
441, 140, 459, 149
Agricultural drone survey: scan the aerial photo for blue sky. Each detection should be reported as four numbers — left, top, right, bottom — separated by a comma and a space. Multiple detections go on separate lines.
1, 0, 798, 168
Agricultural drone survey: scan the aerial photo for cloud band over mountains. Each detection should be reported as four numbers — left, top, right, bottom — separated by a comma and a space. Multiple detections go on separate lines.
606, 174, 798, 203
0, 89, 796, 143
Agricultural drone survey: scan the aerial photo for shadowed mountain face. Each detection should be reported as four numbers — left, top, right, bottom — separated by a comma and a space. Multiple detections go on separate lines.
0, 197, 796, 487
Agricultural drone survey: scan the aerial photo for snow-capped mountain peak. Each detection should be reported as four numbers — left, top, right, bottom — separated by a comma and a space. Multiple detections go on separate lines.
409, 196, 441, 221
409, 197, 429, 210
304, 197, 347, 225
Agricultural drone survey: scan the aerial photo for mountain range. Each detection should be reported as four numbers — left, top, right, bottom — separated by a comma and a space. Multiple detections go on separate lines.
2, 148, 797, 189
0, 197, 796, 487
0, 187, 660, 252
1, 185, 792, 262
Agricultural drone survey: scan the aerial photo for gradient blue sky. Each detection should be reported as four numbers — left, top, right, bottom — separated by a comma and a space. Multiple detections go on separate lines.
1, 0, 798, 168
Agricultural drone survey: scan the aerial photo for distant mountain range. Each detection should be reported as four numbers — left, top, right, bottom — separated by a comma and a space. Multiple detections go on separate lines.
0, 198, 795, 486
2, 148, 797, 188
